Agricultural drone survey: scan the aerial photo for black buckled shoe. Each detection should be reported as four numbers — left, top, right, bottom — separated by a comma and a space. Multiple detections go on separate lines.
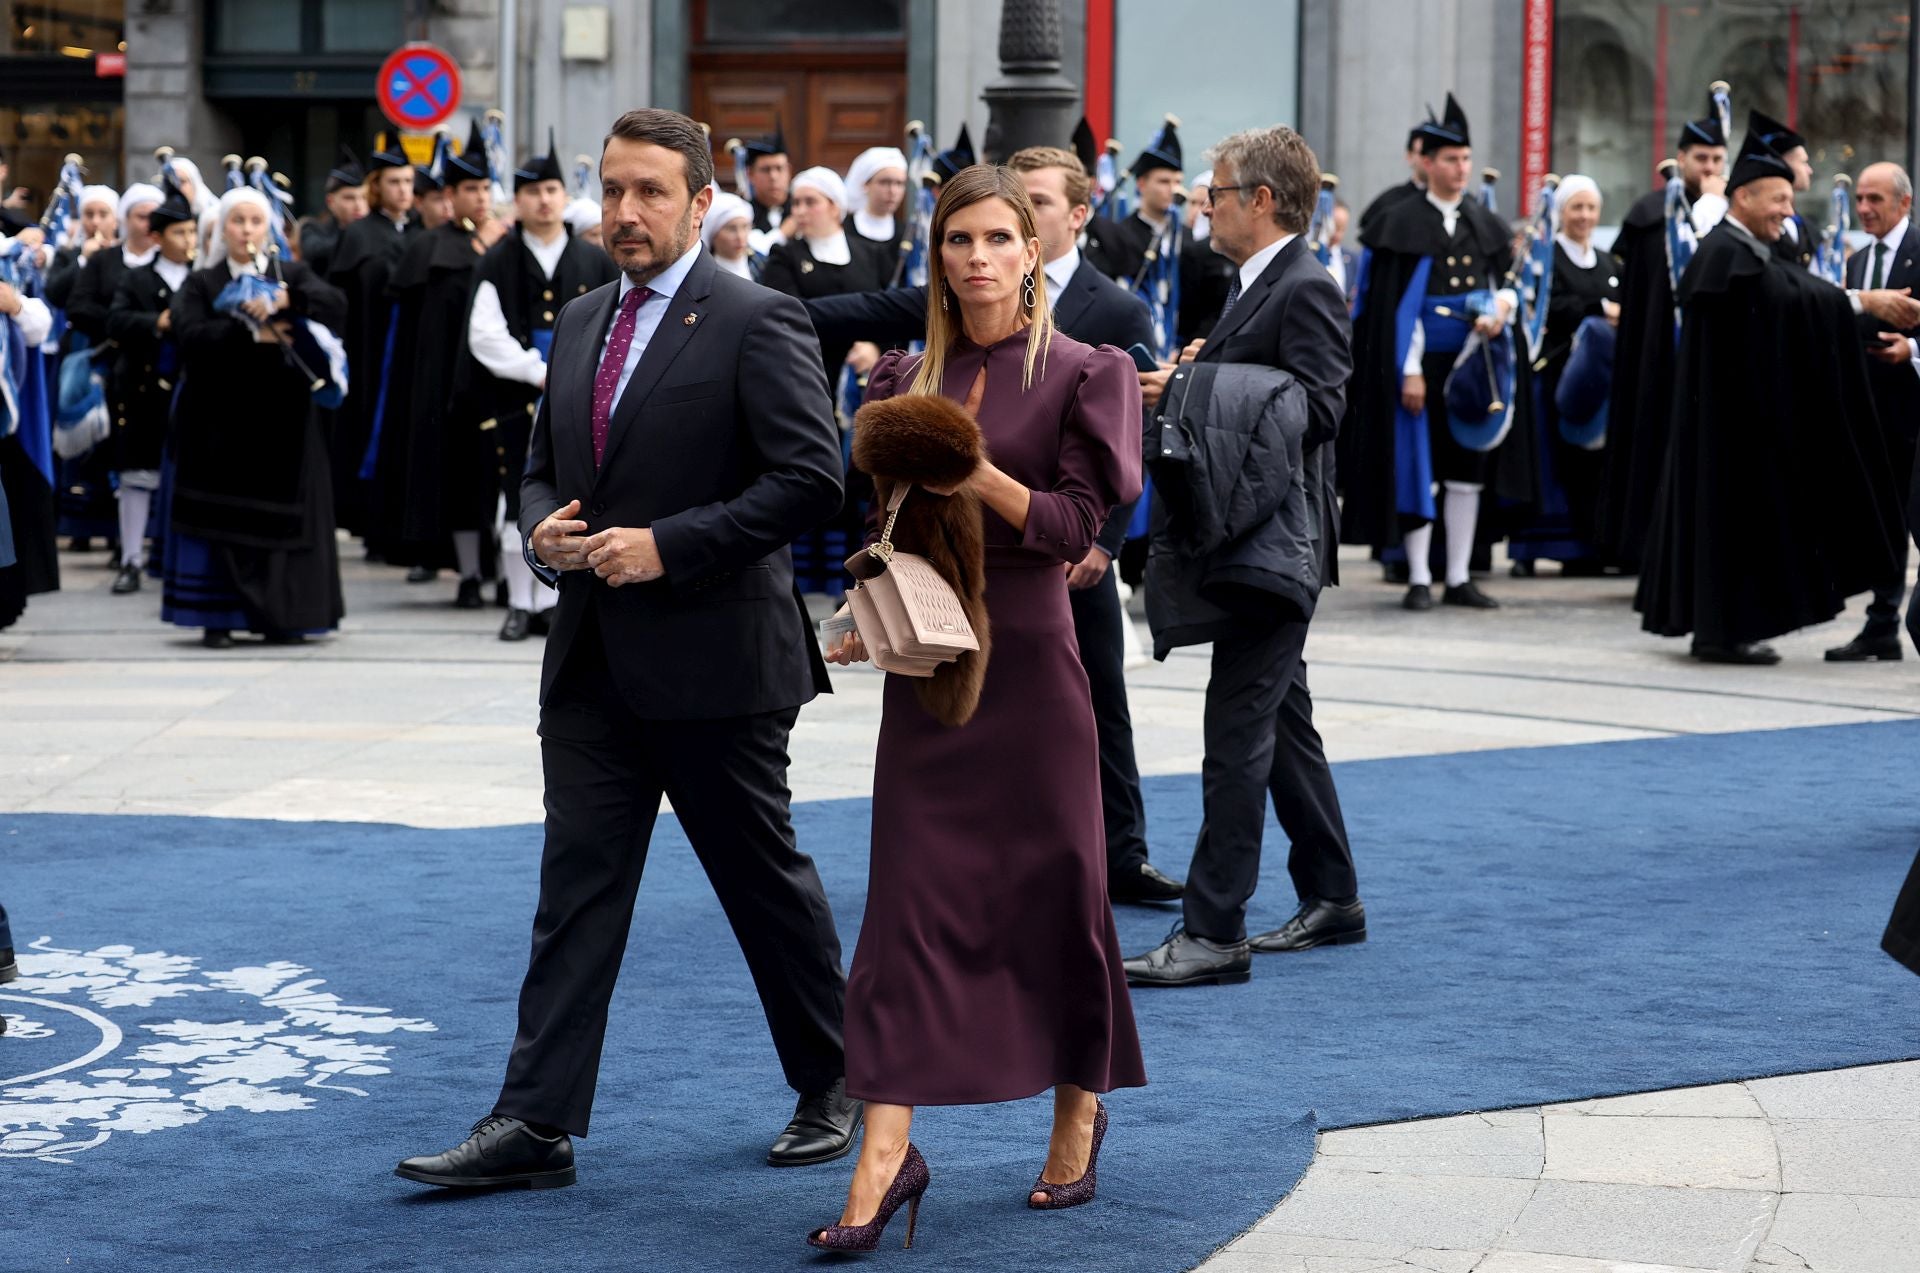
1402, 584, 1434, 611
111, 563, 142, 594
1109, 861, 1186, 904
395, 1114, 576, 1190
1825, 632, 1903, 663
499, 609, 532, 642
1692, 640, 1781, 666
1441, 580, 1500, 609
768, 1077, 863, 1167
1124, 925, 1252, 988
1249, 897, 1367, 953
454, 578, 484, 610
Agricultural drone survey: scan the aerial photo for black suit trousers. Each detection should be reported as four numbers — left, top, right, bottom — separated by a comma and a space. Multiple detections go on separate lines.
495, 610, 847, 1136
1068, 568, 1149, 872
1867, 431, 1916, 634
1183, 617, 1357, 943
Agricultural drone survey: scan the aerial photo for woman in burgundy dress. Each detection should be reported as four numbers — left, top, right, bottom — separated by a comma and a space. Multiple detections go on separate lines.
812, 165, 1147, 1252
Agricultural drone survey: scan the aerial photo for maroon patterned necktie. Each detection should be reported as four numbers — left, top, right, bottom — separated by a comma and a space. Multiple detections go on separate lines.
592, 285, 650, 467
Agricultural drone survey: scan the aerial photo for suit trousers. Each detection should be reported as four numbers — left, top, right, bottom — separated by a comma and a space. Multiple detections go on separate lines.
1183, 616, 1358, 943
1866, 432, 1917, 636
1069, 568, 1150, 873
495, 608, 847, 1136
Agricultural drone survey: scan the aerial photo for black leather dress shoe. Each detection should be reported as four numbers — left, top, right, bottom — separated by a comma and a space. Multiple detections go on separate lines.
1109, 861, 1185, 904
395, 1114, 575, 1190
1124, 926, 1251, 988
499, 608, 532, 642
1402, 584, 1434, 611
1442, 581, 1500, 609
454, 578, 484, 610
1825, 632, 1903, 663
111, 563, 142, 594
768, 1077, 863, 1167
405, 565, 438, 584
201, 628, 235, 650
1249, 897, 1367, 953
1692, 640, 1780, 666
0, 946, 17, 983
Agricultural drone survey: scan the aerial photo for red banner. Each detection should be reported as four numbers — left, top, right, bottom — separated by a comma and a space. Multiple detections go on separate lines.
1521, 0, 1554, 211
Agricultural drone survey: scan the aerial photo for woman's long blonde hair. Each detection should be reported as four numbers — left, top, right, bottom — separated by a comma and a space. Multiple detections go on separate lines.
907, 164, 1055, 397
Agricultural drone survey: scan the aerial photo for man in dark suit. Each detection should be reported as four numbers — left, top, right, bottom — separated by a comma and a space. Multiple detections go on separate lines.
803, 145, 1186, 905
1124, 125, 1363, 988
397, 108, 859, 1191
1829, 161, 1920, 663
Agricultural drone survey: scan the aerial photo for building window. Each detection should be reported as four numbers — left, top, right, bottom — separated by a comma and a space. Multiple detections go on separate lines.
320, 0, 404, 53
209, 0, 403, 58
701, 0, 904, 43
1554, 0, 1913, 224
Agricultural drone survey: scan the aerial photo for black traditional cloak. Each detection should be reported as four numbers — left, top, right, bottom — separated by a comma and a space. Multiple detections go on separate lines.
327, 211, 417, 537
1634, 222, 1902, 646
1598, 188, 1676, 568
105, 261, 184, 473
457, 227, 614, 519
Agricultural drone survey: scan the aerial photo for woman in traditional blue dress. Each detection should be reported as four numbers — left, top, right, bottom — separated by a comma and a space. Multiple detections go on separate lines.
161, 186, 347, 647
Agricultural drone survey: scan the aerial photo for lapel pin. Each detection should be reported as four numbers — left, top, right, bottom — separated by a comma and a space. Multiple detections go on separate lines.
800, 260, 815, 274
683, 312, 698, 326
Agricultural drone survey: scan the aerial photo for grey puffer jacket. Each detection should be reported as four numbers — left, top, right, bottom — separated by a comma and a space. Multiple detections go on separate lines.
1143, 360, 1326, 658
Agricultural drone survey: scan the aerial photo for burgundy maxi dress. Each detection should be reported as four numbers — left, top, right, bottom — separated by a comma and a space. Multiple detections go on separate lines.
844, 331, 1149, 1106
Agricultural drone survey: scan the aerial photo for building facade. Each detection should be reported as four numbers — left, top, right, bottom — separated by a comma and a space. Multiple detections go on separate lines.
13, 1, 1911, 240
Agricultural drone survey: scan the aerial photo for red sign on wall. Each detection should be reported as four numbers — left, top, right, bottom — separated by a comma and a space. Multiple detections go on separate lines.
95, 52, 125, 78
1521, 0, 1554, 213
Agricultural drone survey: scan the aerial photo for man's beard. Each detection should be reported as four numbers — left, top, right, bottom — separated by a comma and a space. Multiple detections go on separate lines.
615, 205, 696, 286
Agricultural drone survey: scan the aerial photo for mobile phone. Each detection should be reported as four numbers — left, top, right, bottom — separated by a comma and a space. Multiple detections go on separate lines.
1125, 342, 1160, 373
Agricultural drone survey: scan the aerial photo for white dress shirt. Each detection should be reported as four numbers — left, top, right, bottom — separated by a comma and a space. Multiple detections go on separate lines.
468, 227, 570, 387
1237, 232, 1298, 296
1042, 244, 1081, 302
1402, 195, 1520, 376
1859, 215, 1920, 379
1326, 248, 1348, 297
154, 256, 190, 291
599, 241, 704, 415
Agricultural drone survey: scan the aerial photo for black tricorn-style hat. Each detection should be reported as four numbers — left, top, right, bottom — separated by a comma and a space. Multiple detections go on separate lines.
326, 143, 363, 192
933, 123, 975, 184
742, 116, 787, 162
514, 128, 566, 191
1071, 117, 1099, 175
1747, 108, 1807, 156
147, 171, 196, 231
1677, 93, 1727, 151
1414, 94, 1471, 151
369, 131, 410, 172
1727, 128, 1794, 193
445, 116, 491, 184
1129, 114, 1182, 178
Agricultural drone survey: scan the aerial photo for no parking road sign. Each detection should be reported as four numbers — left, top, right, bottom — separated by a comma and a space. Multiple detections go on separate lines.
377, 44, 462, 132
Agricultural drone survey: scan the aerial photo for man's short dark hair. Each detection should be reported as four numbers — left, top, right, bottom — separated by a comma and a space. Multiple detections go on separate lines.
603, 108, 715, 198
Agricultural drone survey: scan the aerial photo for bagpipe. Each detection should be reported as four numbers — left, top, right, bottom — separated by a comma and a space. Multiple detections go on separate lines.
896, 120, 938, 291
572, 153, 595, 202
1094, 139, 1128, 223
1304, 174, 1339, 267
1442, 173, 1558, 454
1812, 173, 1852, 289
1478, 167, 1500, 215
482, 109, 512, 209
241, 157, 296, 261
1130, 198, 1183, 360
1665, 79, 1731, 304
38, 153, 87, 250
214, 238, 348, 408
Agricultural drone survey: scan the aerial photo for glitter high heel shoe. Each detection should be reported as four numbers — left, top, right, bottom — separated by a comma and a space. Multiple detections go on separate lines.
806, 1142, 930, 1253
1028, 1099, 1107, 1209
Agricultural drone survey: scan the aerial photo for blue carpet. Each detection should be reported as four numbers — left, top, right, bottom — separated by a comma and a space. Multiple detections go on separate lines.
5, 721, 1919, 1272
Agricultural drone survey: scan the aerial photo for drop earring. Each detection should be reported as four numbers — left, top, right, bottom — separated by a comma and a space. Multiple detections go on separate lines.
1022, 273, 1036, 310
940, 283, 949, 311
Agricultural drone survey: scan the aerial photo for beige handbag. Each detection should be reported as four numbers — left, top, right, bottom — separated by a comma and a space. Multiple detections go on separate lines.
841, 484, 981, 678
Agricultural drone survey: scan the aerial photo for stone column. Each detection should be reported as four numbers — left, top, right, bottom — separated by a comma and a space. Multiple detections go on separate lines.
979, 0, 1080, 162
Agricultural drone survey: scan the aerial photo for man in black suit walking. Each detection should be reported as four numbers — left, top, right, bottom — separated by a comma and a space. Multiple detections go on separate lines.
1829, 161, 1920, 662
803, 145, 1186, 905
397, 109, 859, 1191
1124, 125, 1363, 988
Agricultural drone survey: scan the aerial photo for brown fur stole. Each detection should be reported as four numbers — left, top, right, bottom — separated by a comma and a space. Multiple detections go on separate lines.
850, 393, 992, 727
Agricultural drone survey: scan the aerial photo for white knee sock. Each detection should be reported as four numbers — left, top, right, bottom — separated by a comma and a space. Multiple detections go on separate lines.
1402, 523, 1434, 587
1443, 482, 1482, 587
500, 526, 536, 612
116, 487, 152, 570
452, 529, 483, 581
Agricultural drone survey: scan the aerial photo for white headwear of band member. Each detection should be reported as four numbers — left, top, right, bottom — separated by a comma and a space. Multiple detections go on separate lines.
117, 183, 163, 225
80, 184, 119, 214
216, 185, 274, 234
1555, 174, 1601, 208
1190, 167, 1215, 241
701, 191, 753, 250
844, 147, 908, 217
563, 197, 601, 233
790, 166, 848, 214
168, 156, 217, 215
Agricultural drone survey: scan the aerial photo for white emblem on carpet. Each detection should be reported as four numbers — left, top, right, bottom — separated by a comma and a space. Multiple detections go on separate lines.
0, 939, 436, 1163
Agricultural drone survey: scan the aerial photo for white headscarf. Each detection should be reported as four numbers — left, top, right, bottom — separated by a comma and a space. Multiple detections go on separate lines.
117, 183, 162, 224
1555, 174, 1601, 209
215, 187, 274, 257
844, 147, 908, 218
1189, 168, 1215, 242
701, 192, 753, 250
80, 184, 118, 213
790, 167, 847, 214
167, 157, 217, 215
563, 197, 601, 233
1553, 174, 1604, 266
